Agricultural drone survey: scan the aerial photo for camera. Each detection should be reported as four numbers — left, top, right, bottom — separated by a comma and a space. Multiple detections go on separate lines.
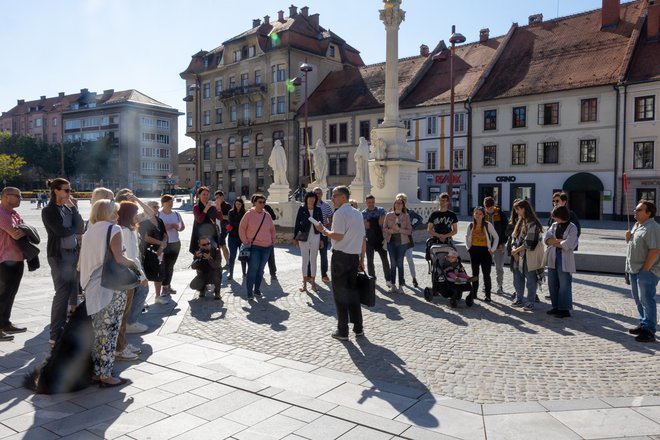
200, 248, 210, 254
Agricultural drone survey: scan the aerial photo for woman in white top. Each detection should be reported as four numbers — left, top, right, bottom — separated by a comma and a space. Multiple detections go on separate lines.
158, 194, 185, 296
80, 200, 139, 387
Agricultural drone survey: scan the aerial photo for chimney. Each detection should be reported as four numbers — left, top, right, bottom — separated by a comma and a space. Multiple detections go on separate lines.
252, 18, 261, 27
263, 15, 270, 25
420, 44, 429, 57
289, 4, 297, 17
309, 13, 319, 30
103, 89, 114, 96
602, 0, 620, 29
40, 95, 46, 100
528, 14, 543, 25
278, 10, 285, 22
58, 92, 65, 97
648, 0, 660, 41
17, 99, 25, 105
80, 88, 89, 94
479, 28, 490, 42
300, 6, 309, 17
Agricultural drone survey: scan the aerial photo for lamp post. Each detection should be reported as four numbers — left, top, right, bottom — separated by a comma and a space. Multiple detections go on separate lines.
293, 61, 313, 181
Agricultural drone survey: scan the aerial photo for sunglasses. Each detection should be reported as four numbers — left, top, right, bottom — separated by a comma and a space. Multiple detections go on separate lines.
552, 199, 560, 203
255, 200, 266, 204
6, 193, 21, 198
199, 242, 211, 246
59, 188, 71, 193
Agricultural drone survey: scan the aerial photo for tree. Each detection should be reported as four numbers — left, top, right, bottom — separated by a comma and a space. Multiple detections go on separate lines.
0, 153, 27, 185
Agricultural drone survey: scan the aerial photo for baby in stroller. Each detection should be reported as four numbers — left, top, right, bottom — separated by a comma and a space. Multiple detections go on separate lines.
424, 241, 476, 308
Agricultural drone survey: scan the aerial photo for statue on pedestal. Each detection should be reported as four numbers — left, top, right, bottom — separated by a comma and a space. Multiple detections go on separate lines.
370, 129, 387, 160
268, 140, 289, 186
309, 139, 328, 188
352, 136, 371, 185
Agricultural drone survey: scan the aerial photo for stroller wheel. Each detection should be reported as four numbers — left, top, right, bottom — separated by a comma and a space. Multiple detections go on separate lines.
423, 287, 433, 303
450, 298, 458, 308
465, 294, 474, 307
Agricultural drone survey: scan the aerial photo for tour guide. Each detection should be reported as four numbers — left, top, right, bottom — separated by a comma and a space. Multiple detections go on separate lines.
315, 186, 366, 341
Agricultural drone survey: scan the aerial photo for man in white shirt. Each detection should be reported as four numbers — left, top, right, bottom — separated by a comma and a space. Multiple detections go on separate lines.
315, 186, 366, 340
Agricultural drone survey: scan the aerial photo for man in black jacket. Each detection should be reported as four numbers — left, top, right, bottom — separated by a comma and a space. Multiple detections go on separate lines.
41, 179, 84, 344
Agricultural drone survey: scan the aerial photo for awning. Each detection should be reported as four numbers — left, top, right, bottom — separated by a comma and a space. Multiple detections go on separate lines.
563, 172, 604, 192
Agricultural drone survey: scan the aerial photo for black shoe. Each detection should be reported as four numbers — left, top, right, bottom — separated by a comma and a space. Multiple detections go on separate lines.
253, 290, 263, 297
450, 298, 457, 308
0, 331, 14, 342
628, 325, 643, 335
3, 324, 27, 334
214, 292, 221, 300
535, 295, 541, 303
554, 310, 571, 318
635, 330, 656, 343
423, 288, 433, 303
198, 291, 205, 298
412, 278, 419, 288
226, 274, 233, 280
331, 331, 348, 341
354, 329, 364, 337
271, 274, 277, 280
547, 308, 559, 315
483, 294, 491, 303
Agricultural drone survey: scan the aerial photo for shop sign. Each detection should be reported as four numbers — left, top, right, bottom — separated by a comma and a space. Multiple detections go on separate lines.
495, 175, 517, 182
434, 175, 461, 184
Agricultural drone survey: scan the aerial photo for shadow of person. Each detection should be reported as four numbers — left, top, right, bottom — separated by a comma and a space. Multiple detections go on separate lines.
241, 296, 290, 331
187, 296, 227, 323
343, 337, 439, 428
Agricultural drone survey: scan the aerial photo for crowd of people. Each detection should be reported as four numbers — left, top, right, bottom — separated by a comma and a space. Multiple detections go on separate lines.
0, 180, 657, 392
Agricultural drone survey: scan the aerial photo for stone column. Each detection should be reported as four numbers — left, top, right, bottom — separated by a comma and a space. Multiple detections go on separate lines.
380, 1, 405, 128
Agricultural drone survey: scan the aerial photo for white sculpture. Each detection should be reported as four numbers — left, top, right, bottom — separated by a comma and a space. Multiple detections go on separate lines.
309, 139, 328, 188
352, 136, 371, 185
268, 140, 289, 186
370, 129, 387, 160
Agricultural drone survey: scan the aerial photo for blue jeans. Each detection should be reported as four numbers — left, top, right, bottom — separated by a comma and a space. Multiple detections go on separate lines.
387, 242, 407, 285
227, 235, 246, 277
513, 258, 537, 304
246, 245, 272, 296
630, 271, 658, 334
127, 283, 149, 325
547, 251, 573, 311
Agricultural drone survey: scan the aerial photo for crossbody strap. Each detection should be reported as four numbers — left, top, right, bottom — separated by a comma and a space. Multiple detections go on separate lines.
251, 213, 267, 242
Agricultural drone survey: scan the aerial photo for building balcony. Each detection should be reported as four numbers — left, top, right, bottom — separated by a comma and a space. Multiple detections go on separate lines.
218, 84, 267, 101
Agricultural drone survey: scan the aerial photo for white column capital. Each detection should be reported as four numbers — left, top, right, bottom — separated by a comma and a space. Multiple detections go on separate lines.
379, 6, 405, 29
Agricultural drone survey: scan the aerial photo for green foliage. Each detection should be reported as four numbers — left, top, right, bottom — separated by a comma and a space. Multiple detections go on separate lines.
0, 153, 27, 182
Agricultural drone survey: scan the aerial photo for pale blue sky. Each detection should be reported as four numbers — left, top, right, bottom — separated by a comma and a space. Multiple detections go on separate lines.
1, 0, 605, 152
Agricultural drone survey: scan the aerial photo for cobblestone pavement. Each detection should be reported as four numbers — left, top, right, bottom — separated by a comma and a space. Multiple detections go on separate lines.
177, 245, 658, 404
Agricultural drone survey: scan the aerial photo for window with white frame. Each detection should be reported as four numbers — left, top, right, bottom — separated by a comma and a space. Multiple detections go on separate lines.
203, 110, 210, 126
453, 149, 464, 169
202, 83, 211, 99
483, 145, 497, 167
454, 113, 465, 133
633, 141, 654, 169
579, 139, 597, 162
538, 103, 559, 125
537, 141, 559, 163
634, 96, 655, 121
427, 116, 437, 135
329, 153, 348, 175
512, 143, 526, 165
426, 150, 436, 170
215, 108, 223, 124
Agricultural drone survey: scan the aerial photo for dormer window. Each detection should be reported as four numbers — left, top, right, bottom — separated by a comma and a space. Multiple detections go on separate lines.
203, 57, 210, 68
233, 50, 242, 62
329, 45, 335, 57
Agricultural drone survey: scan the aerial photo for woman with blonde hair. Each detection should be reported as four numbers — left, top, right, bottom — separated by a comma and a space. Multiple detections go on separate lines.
383, 197, 412, 293
80, 199, 139, 387
510, 199, 544, 311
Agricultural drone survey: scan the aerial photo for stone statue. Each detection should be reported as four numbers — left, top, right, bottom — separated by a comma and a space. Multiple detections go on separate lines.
268, 140, 289, 186
352, 136, 370, 185
370, 129, 387, 160
309, 139, 328, 188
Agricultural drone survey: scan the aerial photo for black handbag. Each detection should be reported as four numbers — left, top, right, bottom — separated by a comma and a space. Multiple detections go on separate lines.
356, 272, 376, 307
294, 230, 309, 242
238, 213, 267, 263
101, 226, 140, 291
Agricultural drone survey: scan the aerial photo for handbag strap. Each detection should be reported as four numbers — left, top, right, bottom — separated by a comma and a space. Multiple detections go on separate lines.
250, 213, 267, 243
104, 225, 114, 261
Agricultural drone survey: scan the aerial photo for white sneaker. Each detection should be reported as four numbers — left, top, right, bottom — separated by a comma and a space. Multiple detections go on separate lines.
126, 343, 142, 354
155, 296, 169, 305
386, 281, 393, 288
397, 285, 405, 294
390, 285, 397, 294
125, 322, 148, 334
115, 347, 138, 361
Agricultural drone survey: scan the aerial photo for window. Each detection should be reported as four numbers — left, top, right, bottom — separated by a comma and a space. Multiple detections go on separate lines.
512, 143, 526, 165
230, 105, 237, 122
233, 50, 241, 62
538, 103, 559, 125
256, 133, 264, 156
512, 106, 526, 128
241, 135, 250, 157
203, 172, 211, 185
427, 116, 437, 135
215, 79, 223, 96
484, 109, 497, 130
228, 170, 236, 192
633, 141, 654, 169
203, 139, 211, 160
229, 76, 236, 89
52, 133, 57, 143
52, 117, 58, 127
202, 83, 211, 99
256, 168, 265, 191
215, 108, 223, 124
203, 111, 210, 126
403, 119, 411, 137
329, 124, 337, 144
272, 64, 286, 82
537, 141, 559, 164
637, 188, 657, 205
228, 136, 236, 158
329, 45, 335, 57
255, 70, 262, 85
454, 149, 464, 169
255, 101, 263, 118
328, 123, 347, 144
426, 150, 436, 170
215, 138, 223, 159
157, 119, 169, 130
187, 112, 193, 127
241, 169, 251, 196
329, 153, 348, 175
359, 120, 370, 140
580, 139, 597, 163
273, 130, 284, 148
242, 103, 250, 121
271, 96, 285, 114
216, 171, 223, 188
581, 98, 598, 122
454, 113, 466, 133
241, 73, 249, 90
339, 123, 348, 143
248, 45, 256, 58
35, 118, 42, 127
483, 145, 497, 167
634, 96, 655, 121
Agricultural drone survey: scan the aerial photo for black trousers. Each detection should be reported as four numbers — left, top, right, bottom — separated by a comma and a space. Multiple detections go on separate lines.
365, 239, 390, 279
48, 252, 79, 341
161, 241, 181, 286
331, 250, 362, 336
0, 261, 24, 328
468, 246, 493, 295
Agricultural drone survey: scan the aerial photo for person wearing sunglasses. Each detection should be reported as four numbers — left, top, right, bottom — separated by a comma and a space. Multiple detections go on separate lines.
0, 187, 28, 341
239, 194, 276, 300
191, 236, 222, 299
41, 178, 84, 345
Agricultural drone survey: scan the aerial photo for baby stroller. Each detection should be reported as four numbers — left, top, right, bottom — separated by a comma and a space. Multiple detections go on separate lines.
423, 239, 475, 308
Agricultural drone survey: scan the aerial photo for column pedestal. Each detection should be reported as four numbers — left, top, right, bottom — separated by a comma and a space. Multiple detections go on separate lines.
267, 184, 290, 203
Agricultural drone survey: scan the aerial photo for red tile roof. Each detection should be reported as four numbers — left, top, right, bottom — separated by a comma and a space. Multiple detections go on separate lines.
626, 12, 660, 82
474, 0, 646, 100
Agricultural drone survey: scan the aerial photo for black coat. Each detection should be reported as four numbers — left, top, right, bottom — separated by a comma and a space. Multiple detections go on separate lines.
41, 201, 83, 258
294, 205, 323, 238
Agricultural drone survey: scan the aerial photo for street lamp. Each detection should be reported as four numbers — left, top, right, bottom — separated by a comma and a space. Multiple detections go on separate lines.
434, 25, 465, 208
293, 61, 313, 181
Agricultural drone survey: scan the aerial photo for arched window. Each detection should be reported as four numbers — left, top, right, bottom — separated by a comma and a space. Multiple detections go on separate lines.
241, 135, 250, 157
255, 133, 264, 156
228, 136, 236, 158
215, 138, 223, 159
203, 139, 211, 160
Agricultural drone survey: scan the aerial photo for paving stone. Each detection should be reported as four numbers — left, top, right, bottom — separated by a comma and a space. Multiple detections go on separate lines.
185, 389, 261, 421
232, 414, 307, 440
171, 417, 247, 440
337, 425, 395, 440
256, 367, 344, 398
224, 397, 290, 426
281, 406, 324, 423
327, 405, 411, 436
128, 412, 208, 440
551, 408, 660, 439
538, 398, 612, 412
634, 406, 660, 426
482, 401, 546, 415
156, 375, 210, 394
0, 427, 60, 440
319, 382, 417, 419
148, 392, 209, 416
1, 401, 85, 432
87, 406, 168, 439
41, 405, 123, 437
395, 401, 485, 440
107, 386, 176, 412
294, 414, 356, 440
484, 412, 581, 440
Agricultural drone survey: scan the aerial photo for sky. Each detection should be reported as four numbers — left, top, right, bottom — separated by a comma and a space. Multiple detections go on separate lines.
1, 0, 607, 153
